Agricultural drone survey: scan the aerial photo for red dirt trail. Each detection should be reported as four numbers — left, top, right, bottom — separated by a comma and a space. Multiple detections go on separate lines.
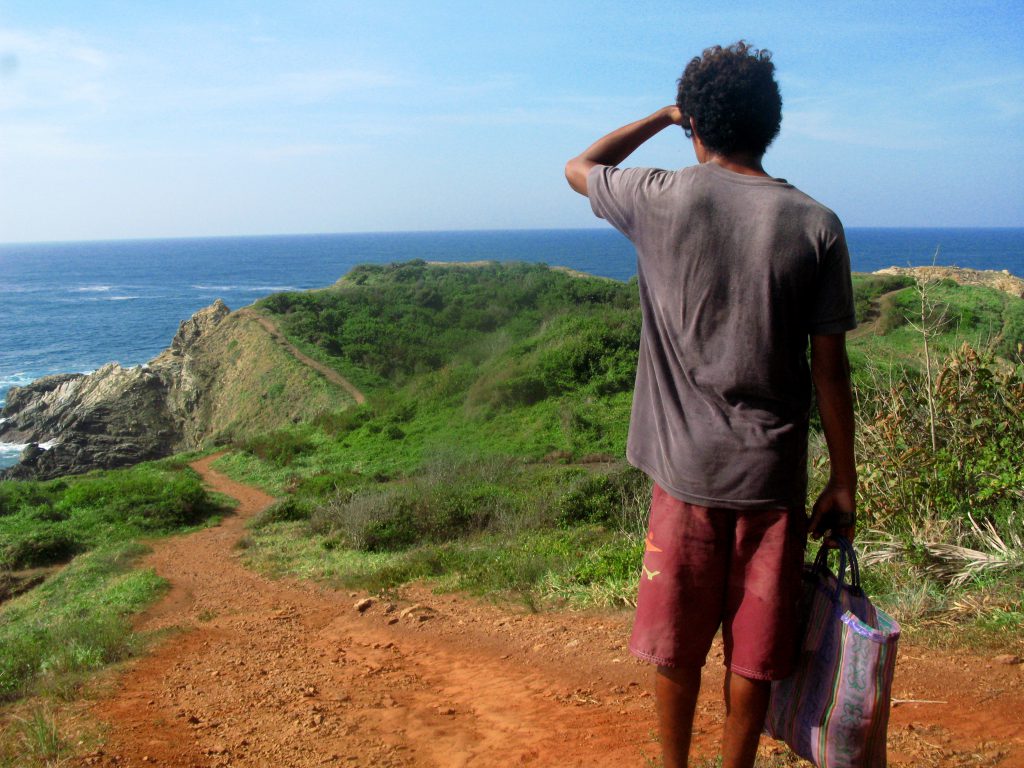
75, 455, 1024, 767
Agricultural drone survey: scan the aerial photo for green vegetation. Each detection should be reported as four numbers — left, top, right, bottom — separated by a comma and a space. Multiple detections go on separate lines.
0, 543, 164, 702
849, 273, 1024, 365
217, 262, 1024, 650
8, 261, 1016, 762
0, 458, 226, 712
0, 460, 222, 572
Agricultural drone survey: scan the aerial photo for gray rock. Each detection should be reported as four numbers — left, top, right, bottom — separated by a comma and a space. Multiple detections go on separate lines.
0, 300, 231, 480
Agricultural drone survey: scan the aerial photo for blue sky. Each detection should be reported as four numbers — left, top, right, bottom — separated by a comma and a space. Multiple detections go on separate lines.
1, 1, 1021, 242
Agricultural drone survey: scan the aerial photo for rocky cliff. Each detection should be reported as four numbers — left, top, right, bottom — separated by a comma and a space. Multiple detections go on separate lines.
0, 301, 231, 480
0, 299, 352, 480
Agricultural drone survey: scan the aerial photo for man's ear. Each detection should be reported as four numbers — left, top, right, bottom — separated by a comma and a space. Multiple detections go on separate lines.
689, 117, 708, 163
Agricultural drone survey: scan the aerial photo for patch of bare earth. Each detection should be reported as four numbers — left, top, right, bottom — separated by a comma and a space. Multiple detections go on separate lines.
74, 456, 1024, 767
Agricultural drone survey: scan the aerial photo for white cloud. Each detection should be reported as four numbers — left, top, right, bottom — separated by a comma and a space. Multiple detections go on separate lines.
0, 121, 110, 160
0, 27, 113, 112
784, 107, 949, 151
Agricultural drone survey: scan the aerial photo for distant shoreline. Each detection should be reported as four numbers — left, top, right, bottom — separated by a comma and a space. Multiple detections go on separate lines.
2, 225, 1024, 250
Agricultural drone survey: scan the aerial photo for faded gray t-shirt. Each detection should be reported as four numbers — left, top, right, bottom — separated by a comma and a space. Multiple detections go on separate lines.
589, 162, 855, 509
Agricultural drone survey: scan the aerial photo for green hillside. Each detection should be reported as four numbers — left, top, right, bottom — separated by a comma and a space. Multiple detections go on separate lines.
208, 261, 1022, 643
3, 260, 1021, 716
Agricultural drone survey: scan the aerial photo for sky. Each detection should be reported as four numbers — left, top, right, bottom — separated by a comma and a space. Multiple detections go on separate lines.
0, 1, 1022, 242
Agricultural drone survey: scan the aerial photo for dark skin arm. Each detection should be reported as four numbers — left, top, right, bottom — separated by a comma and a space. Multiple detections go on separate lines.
564, 106, 684, 196
809, 332, 857, 543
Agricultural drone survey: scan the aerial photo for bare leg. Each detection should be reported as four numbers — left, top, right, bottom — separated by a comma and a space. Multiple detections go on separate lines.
655, 664, 702, 768
722, 669, 771, 768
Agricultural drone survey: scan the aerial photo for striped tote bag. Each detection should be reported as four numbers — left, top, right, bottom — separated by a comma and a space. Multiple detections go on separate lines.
765, 538, 900, 767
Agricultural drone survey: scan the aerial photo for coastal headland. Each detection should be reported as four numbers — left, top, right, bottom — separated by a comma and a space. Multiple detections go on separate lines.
1, 260, 1023, 766
2, 261, 1021, 481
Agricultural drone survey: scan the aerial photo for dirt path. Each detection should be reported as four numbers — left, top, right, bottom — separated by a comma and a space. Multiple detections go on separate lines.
76, 457, 1024, 767
239, 309, 366, 405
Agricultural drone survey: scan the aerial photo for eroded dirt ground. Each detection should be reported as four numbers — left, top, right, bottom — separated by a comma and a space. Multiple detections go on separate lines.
73, 455, 1024, 767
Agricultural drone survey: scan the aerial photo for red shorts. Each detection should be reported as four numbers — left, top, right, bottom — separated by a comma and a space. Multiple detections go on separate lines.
629, 484, 808, 681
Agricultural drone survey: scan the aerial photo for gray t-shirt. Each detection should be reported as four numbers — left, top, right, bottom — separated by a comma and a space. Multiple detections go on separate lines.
589, 162, 855, 509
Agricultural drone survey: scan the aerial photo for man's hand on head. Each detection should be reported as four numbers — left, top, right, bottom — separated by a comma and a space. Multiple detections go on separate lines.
565, 106, 684, 197
663, 105, 684, 126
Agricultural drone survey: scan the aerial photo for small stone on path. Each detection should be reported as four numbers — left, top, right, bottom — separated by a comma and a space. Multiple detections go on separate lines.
354, 597, 375, 613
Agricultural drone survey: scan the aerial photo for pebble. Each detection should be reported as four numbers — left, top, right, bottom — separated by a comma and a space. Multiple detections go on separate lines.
354, 597, 375, 613
994, 654, 1023, 665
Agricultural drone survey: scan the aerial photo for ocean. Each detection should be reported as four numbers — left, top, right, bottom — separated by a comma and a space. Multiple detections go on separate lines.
2, 227, 1023, 468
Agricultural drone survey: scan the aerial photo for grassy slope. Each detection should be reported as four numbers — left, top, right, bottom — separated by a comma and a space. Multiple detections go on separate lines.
0, 457, 229, 707
213, 262, 1023, 650
848, 273, 1024, 371
181, 310, 356, 447
2, 263, 1021, 764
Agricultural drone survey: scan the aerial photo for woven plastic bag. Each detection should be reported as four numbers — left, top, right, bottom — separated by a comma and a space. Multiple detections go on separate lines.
765, 538, 900, 767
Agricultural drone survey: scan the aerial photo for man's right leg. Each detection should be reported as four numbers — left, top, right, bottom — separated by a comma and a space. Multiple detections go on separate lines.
655, 664, 702, 768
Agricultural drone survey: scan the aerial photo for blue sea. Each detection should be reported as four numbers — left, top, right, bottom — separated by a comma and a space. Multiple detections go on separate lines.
2, 227, 1023, 468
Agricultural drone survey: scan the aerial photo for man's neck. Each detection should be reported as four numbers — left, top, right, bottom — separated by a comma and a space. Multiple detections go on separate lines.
708, 154, 769, 178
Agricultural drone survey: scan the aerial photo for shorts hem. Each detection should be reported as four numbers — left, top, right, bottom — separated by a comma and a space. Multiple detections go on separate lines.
629, 644, 705, 669
727, 661, 791, 682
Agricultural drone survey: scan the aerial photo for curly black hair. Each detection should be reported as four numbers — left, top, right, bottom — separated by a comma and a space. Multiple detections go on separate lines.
676, 41, 782, 157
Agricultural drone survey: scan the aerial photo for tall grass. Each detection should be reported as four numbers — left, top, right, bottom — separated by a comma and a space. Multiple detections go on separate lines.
0, 543, 165, 702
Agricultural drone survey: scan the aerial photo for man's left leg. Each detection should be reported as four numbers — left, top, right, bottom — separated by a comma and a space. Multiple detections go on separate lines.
720, 506, 807, 767
722, 669, 771, 768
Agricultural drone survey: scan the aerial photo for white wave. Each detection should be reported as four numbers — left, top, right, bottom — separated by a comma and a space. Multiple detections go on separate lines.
0, 372, 33, 388
192, 284, 299, 292
71, 285, 112, 292
38, 440, 57, 450
106, 295, 140, 301
0, 441, 29, 455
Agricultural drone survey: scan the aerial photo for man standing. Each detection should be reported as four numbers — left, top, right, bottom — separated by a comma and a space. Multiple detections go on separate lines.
565, 42, 857, 768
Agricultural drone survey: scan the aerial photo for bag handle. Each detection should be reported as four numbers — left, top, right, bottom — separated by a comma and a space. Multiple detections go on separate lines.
813, 536, 864, 597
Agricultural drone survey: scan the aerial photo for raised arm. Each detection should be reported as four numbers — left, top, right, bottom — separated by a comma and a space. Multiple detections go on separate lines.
564, 106, 684, 196
809, 332, 857, 543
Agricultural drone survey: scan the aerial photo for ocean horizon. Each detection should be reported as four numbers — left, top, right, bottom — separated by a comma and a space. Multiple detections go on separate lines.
3, 226, 1023, 468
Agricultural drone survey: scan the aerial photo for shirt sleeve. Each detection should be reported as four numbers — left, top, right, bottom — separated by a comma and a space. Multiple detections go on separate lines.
588, 165, 656, 240
809, 225, 857, 335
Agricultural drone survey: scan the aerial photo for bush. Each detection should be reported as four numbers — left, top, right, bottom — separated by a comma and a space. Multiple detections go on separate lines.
256, 261, 641, 386
240, 428, 315, 466
0, 465, 221, 570
857, 343, 1024, 535
2, 528, 83, 570
311, 482, 502, 552
556, 466, 650, 529
251, 498, 313, 528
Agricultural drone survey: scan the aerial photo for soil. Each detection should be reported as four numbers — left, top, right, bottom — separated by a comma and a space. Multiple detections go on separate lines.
74, 456, 1024, 767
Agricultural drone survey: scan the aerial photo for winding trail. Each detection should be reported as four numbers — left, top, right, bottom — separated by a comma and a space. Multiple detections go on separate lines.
239, 308, 366, 405
76, 456, 1024, 767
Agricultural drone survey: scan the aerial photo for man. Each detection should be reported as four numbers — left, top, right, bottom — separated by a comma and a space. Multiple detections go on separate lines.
565, 42, 857, 768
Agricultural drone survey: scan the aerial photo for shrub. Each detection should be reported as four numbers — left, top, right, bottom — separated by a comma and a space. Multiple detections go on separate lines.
556, 466, 650, 529
251, 498, 313, 528
240, 428, 315, 466
857, 344, 1024, 533
2, 528, 83, 570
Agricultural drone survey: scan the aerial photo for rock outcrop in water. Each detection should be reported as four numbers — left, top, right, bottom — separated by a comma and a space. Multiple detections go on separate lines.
0, 300, 231, 480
